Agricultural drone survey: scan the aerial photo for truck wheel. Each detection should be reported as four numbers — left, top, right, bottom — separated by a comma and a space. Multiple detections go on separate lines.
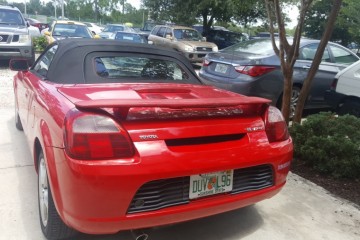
38, 151, 77, 240
339, 99, 360, 117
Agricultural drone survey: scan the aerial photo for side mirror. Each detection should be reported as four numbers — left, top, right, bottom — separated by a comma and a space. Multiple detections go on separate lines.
165, 34, 173, 40
44, 31, 51, 36
94, 34, 101, 39
9, 59, 29, 71
202, 37, 207, 42
26, 21, 30, 27
148, 40, 153, 45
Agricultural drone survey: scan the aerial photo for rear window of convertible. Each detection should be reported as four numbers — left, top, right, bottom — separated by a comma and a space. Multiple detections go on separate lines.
91, 54, 199, 84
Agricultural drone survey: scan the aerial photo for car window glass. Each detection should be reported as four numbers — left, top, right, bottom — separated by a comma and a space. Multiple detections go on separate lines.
157, 27, 166, 37
0, 9, 25, 25
53, 24, 92, 38
173, 29, 202, 41
90, 55, 200, 85
222, 39, 276, 55
165, 28, 172, 37
329, 45, 358, 65
150, 26, 159, 35
299, 44, 331, 62
33, 44, 58, 77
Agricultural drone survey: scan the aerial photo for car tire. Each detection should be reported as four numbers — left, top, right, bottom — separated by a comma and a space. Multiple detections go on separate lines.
338, 99, 360, 117
277, 86, 301, 118
38, 151, 77, 240
15, 103, 23, 131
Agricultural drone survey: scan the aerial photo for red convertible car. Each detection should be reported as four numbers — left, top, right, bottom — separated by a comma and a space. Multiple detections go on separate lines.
11, 39, 293, 240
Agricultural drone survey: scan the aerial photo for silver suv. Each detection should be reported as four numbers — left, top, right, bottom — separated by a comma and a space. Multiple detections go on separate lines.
0, 5, 34, 64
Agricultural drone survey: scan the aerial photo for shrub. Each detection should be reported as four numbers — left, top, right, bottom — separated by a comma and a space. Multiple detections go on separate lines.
290, 112, 360, 179
33, 36, 48, 52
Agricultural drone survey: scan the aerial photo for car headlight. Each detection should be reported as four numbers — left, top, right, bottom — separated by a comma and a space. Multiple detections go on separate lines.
212, 46, 218, 52
19, 34, 31, 43
184, 45, 195, 52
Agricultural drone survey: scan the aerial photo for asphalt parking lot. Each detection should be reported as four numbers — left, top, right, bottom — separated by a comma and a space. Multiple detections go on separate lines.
1, 60, 360, 240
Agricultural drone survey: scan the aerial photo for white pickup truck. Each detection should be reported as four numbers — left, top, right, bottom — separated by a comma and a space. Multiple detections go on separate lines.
325, 60, 360, 117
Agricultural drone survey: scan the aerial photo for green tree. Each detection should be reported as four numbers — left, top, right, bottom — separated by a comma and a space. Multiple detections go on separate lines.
265, 0, 343, 124
142, 0, 268, 32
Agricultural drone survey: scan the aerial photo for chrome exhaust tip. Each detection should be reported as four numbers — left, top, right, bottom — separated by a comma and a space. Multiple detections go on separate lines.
131, 229, 149, 240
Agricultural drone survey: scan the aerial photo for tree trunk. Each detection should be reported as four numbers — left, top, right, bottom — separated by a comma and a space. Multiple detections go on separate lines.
293, 0, 343, 123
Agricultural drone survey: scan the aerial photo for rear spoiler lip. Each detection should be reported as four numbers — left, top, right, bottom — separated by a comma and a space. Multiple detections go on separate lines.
74, 97, 271, 109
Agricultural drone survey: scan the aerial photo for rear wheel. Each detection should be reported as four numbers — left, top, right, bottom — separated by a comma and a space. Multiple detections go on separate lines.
338, 99, 360, 117
38, 151, 77, 240
277, 86, 301, 118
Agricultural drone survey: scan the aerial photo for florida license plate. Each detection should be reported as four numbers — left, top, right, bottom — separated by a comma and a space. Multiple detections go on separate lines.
214, 63, 228, 73
189, 170, 233, 199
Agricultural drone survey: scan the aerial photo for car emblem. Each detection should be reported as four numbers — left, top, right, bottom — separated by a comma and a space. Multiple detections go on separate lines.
202, 48, 207, 51
0, 36, 3, 41
139, 134, 159, 140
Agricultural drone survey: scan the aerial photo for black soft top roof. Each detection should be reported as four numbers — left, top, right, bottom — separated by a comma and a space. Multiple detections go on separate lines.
43, 39, 196, 84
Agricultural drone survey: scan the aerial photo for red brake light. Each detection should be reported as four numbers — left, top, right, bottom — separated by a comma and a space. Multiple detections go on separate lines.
235, 65, 275, 77
203, 58, 210, 67
64, 109, 134, 160
264, 106, 289, 143
330, 78, 338, 90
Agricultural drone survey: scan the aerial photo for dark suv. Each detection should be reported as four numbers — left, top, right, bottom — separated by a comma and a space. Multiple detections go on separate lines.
0, 5, 34, 64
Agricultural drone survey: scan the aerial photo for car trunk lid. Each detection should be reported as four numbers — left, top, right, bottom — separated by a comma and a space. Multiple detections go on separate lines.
58, 83, 270, 143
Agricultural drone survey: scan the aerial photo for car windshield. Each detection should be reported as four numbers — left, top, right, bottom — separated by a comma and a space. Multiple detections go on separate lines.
174, 29, 202, 41
93, 56, 198, 84
103, 25, 124, 32
143, 22, 156, 31
222, 39, 277, 55
115, 32, 146, 43
53, 24, 92, 38
0, 9, 25, 25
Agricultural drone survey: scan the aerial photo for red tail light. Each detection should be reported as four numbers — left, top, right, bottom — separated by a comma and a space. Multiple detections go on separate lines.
64, 109, 134, 160
235, 65, 275, 77
203, 59, 210, 67
330, 78, 338, 90
264, 106, 289, 142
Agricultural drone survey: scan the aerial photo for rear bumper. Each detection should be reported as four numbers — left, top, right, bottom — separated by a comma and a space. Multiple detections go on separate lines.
199, 69, 279, 104
66, 183, 284, 234
184, 51, 212, 63
49, 137, 293, 234
325, 89, 346, 110
0, 45, 33, 60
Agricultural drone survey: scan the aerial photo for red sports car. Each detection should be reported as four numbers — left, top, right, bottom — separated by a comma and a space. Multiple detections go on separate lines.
10, 39, 293, 240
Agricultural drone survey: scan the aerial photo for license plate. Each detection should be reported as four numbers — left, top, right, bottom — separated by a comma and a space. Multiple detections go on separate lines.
189, 170, 233, 199
214, 63, 228, 73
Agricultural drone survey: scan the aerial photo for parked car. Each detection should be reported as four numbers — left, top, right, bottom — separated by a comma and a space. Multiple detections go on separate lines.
251, 32, 279, 39
136, 20, 158, 38
25, 17, 48, 32
98, 24, 135, 39
205, 29, 248, 49
192, 24, 228, 35
325, 60, 360, 117
199, 38, 360, 116
0, 5, 35, 64
113, 31, 149, 44
44, 20, 98, 44
10, 38, 292, 240
148, 25, 218, 63
83, 22, 103, 34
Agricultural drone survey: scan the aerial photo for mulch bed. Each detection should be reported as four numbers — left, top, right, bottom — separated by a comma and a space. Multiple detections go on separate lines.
291, 160, 360, 207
